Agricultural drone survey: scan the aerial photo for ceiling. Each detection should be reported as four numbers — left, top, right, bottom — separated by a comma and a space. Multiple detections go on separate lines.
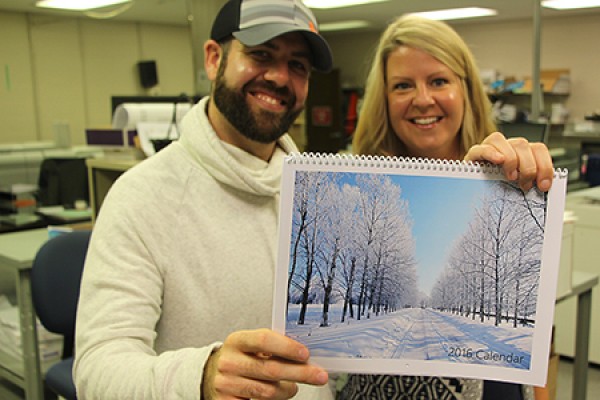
1, 0, 599, 32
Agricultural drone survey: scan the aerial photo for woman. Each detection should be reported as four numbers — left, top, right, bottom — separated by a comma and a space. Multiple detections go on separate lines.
342, 14, 553, 400
352, 15, 553, 193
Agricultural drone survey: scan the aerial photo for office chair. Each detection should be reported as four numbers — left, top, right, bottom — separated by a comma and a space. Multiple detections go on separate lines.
31, 230, 92, 400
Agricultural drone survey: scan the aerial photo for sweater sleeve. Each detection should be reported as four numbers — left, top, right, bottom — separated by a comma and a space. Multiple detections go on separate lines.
73, 177, 216, 400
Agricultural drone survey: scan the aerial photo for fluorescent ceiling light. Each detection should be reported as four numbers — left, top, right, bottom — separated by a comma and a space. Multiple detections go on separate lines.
320, 20, 370, 32
304, 0, 388, 9
37, 0, 131, 10
542, 0, 600, 9
409, 7, 497, 21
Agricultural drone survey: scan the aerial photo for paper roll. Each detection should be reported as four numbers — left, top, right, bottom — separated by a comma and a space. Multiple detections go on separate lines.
112, 103, 192, 130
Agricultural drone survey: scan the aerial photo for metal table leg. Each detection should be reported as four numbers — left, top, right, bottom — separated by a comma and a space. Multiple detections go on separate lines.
16, 269, 43, 400
572, 288, 592, 400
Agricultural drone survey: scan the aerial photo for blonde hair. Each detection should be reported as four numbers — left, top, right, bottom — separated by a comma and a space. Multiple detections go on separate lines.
352, 15, 496, 157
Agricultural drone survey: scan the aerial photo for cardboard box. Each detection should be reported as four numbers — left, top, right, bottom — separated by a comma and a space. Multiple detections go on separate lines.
522, 69, 570, 94
535, 327, 558, 400
546, 353, 559, 400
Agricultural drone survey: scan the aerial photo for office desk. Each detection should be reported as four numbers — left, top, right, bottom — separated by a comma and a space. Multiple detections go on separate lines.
0, 228, 52, 400
0, 212, 91, 235
555, 270, 599, 400
0, 218, 48, 235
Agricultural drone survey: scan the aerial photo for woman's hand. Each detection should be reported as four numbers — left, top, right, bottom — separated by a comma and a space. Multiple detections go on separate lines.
202, 328, 328, 400
464, 131, 554, 192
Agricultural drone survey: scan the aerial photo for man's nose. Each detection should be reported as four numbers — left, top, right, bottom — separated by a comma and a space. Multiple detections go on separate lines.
263, 62, 290, 86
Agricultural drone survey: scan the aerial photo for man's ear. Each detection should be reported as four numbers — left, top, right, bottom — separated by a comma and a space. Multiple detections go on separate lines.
204, 40, 223, 81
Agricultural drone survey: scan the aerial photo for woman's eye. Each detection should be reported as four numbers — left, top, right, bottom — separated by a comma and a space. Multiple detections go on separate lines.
432, 78, 449, 87
393, 82, 411, 90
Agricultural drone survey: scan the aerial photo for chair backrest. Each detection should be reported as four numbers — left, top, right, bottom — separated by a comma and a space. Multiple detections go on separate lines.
31, 230, 92, 359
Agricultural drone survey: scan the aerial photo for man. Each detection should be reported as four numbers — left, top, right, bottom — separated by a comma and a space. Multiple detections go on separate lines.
73, 1, 335, 399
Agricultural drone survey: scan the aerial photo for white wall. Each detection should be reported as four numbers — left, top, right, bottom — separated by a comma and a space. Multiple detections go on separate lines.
0, 11, 194, 146
2, 10, 599, 147
0, 12, 38, 143
324, 13, 600, 120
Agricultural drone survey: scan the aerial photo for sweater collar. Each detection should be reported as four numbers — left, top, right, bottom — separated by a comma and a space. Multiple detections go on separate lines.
178, 97, 298, 197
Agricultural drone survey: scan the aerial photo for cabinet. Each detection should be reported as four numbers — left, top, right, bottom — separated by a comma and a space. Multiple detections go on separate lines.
0, 229, 52, 400
554, 187, 600, 365
303, 69, 346, 154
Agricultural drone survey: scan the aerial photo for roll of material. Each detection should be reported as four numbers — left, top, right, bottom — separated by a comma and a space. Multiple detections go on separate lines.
112, 103, 192, 130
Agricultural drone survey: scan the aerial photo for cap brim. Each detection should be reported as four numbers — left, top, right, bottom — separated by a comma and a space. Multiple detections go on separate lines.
233, 24, 333, 72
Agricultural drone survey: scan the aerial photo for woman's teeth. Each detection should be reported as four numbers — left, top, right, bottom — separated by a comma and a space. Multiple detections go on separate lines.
413, 117, 440, 125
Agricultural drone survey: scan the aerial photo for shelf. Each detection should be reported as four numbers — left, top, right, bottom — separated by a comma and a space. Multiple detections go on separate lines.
489, 92, 569, 100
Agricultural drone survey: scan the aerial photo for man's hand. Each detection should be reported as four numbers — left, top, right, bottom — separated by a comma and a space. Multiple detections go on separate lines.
464, 131, 554, 192
202, 329, 328, 399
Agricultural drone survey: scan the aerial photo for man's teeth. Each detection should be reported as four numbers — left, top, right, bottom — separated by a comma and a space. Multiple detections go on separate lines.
256, 93, 281, 105
413, 117, 439, 125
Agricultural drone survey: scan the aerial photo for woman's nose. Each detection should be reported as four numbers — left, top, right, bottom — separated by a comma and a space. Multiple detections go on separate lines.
412, 85, 435, 107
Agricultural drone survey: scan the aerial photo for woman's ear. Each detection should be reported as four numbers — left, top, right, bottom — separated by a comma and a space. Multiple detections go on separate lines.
204, 40, 223, 81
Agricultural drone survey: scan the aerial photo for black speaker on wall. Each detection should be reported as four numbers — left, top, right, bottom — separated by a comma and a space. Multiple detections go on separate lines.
138, 60, 158, 88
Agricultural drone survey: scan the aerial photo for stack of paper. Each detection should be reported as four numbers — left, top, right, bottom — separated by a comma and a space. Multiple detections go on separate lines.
0, 296, 63, 363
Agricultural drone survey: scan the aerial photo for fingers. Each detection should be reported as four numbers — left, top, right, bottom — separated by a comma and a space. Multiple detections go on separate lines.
464, 131, 554, 192
464, 132, 510, 171
507, 137, 537, 191
531, 142, 554, 192
227, 329, 310, 363
218, 344, 326, 386
205, 329, 328, 400
212, 369, 299, 400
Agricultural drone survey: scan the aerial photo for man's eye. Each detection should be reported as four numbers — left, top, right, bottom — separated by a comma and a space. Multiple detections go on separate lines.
250, 50, 270, 61
290, 60, 309, 75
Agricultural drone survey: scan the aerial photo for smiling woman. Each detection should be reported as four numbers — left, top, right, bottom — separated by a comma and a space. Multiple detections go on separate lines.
384, 45, 465, 160
352, 14, 495, 160
343, 13, 557, 400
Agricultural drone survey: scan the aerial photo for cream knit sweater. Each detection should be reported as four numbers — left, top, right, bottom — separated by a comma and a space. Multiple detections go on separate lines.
74, 97, 334, 400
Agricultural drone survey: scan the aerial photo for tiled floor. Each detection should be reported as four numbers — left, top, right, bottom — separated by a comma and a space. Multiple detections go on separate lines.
556, 357, 600, 400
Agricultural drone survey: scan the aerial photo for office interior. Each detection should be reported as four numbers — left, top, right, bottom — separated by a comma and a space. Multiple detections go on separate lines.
1, 0, 600, 399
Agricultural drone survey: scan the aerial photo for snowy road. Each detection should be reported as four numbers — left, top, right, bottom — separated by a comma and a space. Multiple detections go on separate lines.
286, 305, 532, 369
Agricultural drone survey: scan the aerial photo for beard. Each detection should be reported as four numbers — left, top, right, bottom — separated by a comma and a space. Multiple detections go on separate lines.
212, 59, 303, 144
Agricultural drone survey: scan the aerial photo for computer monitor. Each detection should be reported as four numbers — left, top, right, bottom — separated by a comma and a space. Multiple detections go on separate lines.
497, 122, 548, 143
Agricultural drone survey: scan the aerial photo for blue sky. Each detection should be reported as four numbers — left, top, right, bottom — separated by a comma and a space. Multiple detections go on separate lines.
389, 175, 491, 294
294, 171, 494, 295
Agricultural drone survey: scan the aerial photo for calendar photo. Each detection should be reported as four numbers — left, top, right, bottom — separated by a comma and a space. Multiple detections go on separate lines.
273, 154, 567, 386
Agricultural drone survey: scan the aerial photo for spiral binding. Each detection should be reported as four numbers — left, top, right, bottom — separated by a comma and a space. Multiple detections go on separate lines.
286, 152, 568, 179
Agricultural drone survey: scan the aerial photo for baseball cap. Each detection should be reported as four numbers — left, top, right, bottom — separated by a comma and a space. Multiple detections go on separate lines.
210, 0, 333, 72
